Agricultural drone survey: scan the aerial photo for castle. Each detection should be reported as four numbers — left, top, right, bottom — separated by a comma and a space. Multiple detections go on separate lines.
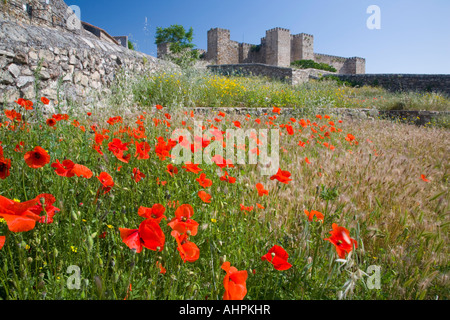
159, 27, 365, 74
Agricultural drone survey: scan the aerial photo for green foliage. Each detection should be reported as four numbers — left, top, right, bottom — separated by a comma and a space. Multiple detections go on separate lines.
155, 24, 199, 68
291, 59, 337, 72
155, 24, 195, 54
250, 45, 261, 52
127, 40, 135, 51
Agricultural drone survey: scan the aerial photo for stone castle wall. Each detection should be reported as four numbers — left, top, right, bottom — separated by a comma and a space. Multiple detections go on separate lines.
207, 63, 335, 86
200, 27, 365, 74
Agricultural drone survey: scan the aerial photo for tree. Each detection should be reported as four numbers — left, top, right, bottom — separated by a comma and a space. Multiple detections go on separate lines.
155, 24, 199, 68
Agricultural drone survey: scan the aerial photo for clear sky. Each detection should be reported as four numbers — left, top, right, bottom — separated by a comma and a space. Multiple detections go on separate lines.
66, 0, 450, 74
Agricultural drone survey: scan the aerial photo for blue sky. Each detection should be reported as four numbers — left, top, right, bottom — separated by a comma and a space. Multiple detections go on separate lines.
66, 0, 450, 74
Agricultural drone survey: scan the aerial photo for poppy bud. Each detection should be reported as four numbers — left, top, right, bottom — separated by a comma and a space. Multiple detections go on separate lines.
94, 275, 102, 294
87, 237, 93, 250
37, 281, 45, 290
27, 257, 33, 264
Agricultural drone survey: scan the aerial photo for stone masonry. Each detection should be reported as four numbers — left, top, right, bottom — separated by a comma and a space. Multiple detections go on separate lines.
196, 27, 365, 74
0, 0, 176, 110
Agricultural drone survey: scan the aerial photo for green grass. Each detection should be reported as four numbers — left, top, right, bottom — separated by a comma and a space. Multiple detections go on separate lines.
0, 68, 448, 300
112, 67, 450, 112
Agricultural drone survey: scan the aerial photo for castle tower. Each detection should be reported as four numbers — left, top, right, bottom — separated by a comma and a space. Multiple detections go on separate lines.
265, 28, 291, 67
291, 33, 314, 62
343, 57, 366, 74
206, 28, 239, 64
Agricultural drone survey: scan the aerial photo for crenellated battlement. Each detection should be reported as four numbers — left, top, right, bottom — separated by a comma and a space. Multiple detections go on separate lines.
266, 27, 291, 33
203, 27, 365, 74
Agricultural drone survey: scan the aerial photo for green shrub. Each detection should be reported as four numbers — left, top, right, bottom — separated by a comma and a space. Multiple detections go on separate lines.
291, 59, 337, 72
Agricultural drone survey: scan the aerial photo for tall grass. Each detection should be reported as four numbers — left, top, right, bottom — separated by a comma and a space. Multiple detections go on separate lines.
114, 67, 450, 112
0, 66, 448, 301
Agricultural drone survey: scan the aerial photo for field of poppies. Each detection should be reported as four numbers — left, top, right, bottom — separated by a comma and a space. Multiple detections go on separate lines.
0, 73, 449, 300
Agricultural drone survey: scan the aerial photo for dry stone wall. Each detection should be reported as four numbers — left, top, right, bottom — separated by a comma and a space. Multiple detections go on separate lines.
326, 74, 450, 96
207, 63, 335, 85
0, 1, 176, 111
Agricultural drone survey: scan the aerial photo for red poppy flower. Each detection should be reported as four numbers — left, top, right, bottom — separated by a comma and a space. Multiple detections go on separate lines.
220, 171, 236, 184
156, 104, 163, 110
420, 174, 430, 182
138, 218, 165, 251
232, 121, 241, 129
119, 228, 144, 253
324, 223, 358, 259
182, 162, 202, 174
155, 137, 176, 161
5, 109, 22, 122
46, 118, 57, 127
156, 261, 166, 274
261, 245, 292, 271
304, 157, 311, 164
22, 100, 34, 110
304, 209, 324, 222
196, 173, 212, 188
108, 138, 130, 163
256, 203, 265, 209
0, 236, 5, 250
286, 125, 294, 135
134, 141, 151, 160
240, 204, 254, 212
221, 261, 248, 300
24, 146, 50, 169
107, 116, 123, 126
0, 155, 11, 180
198, 191, 212, 203
72, 164, 93, 179
211, 155, 233, 169
51, 159, 75, 177
138, 204, 166, 224
167, 204, 198, 236
272, 106, 281, 114
97, 172, 114, 194
41, 97, 50, 105
256, 183, 268, 196
51, 159, 92, 179
166, 164, 179, 177
0, 195, 42, 232
30, 193, 60, 224
270, 168, 292, 184
345, 134, 356, 144
171, 230, 200, 263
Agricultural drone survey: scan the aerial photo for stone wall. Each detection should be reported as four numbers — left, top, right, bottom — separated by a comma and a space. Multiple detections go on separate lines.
265, 28, 291, 67
204, 27, 365, 74
206, 28, 239, 64
325, 74, 450, 96
207, 63, 335, 85
0, 0, 77, 33
0, 3, 176, 110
